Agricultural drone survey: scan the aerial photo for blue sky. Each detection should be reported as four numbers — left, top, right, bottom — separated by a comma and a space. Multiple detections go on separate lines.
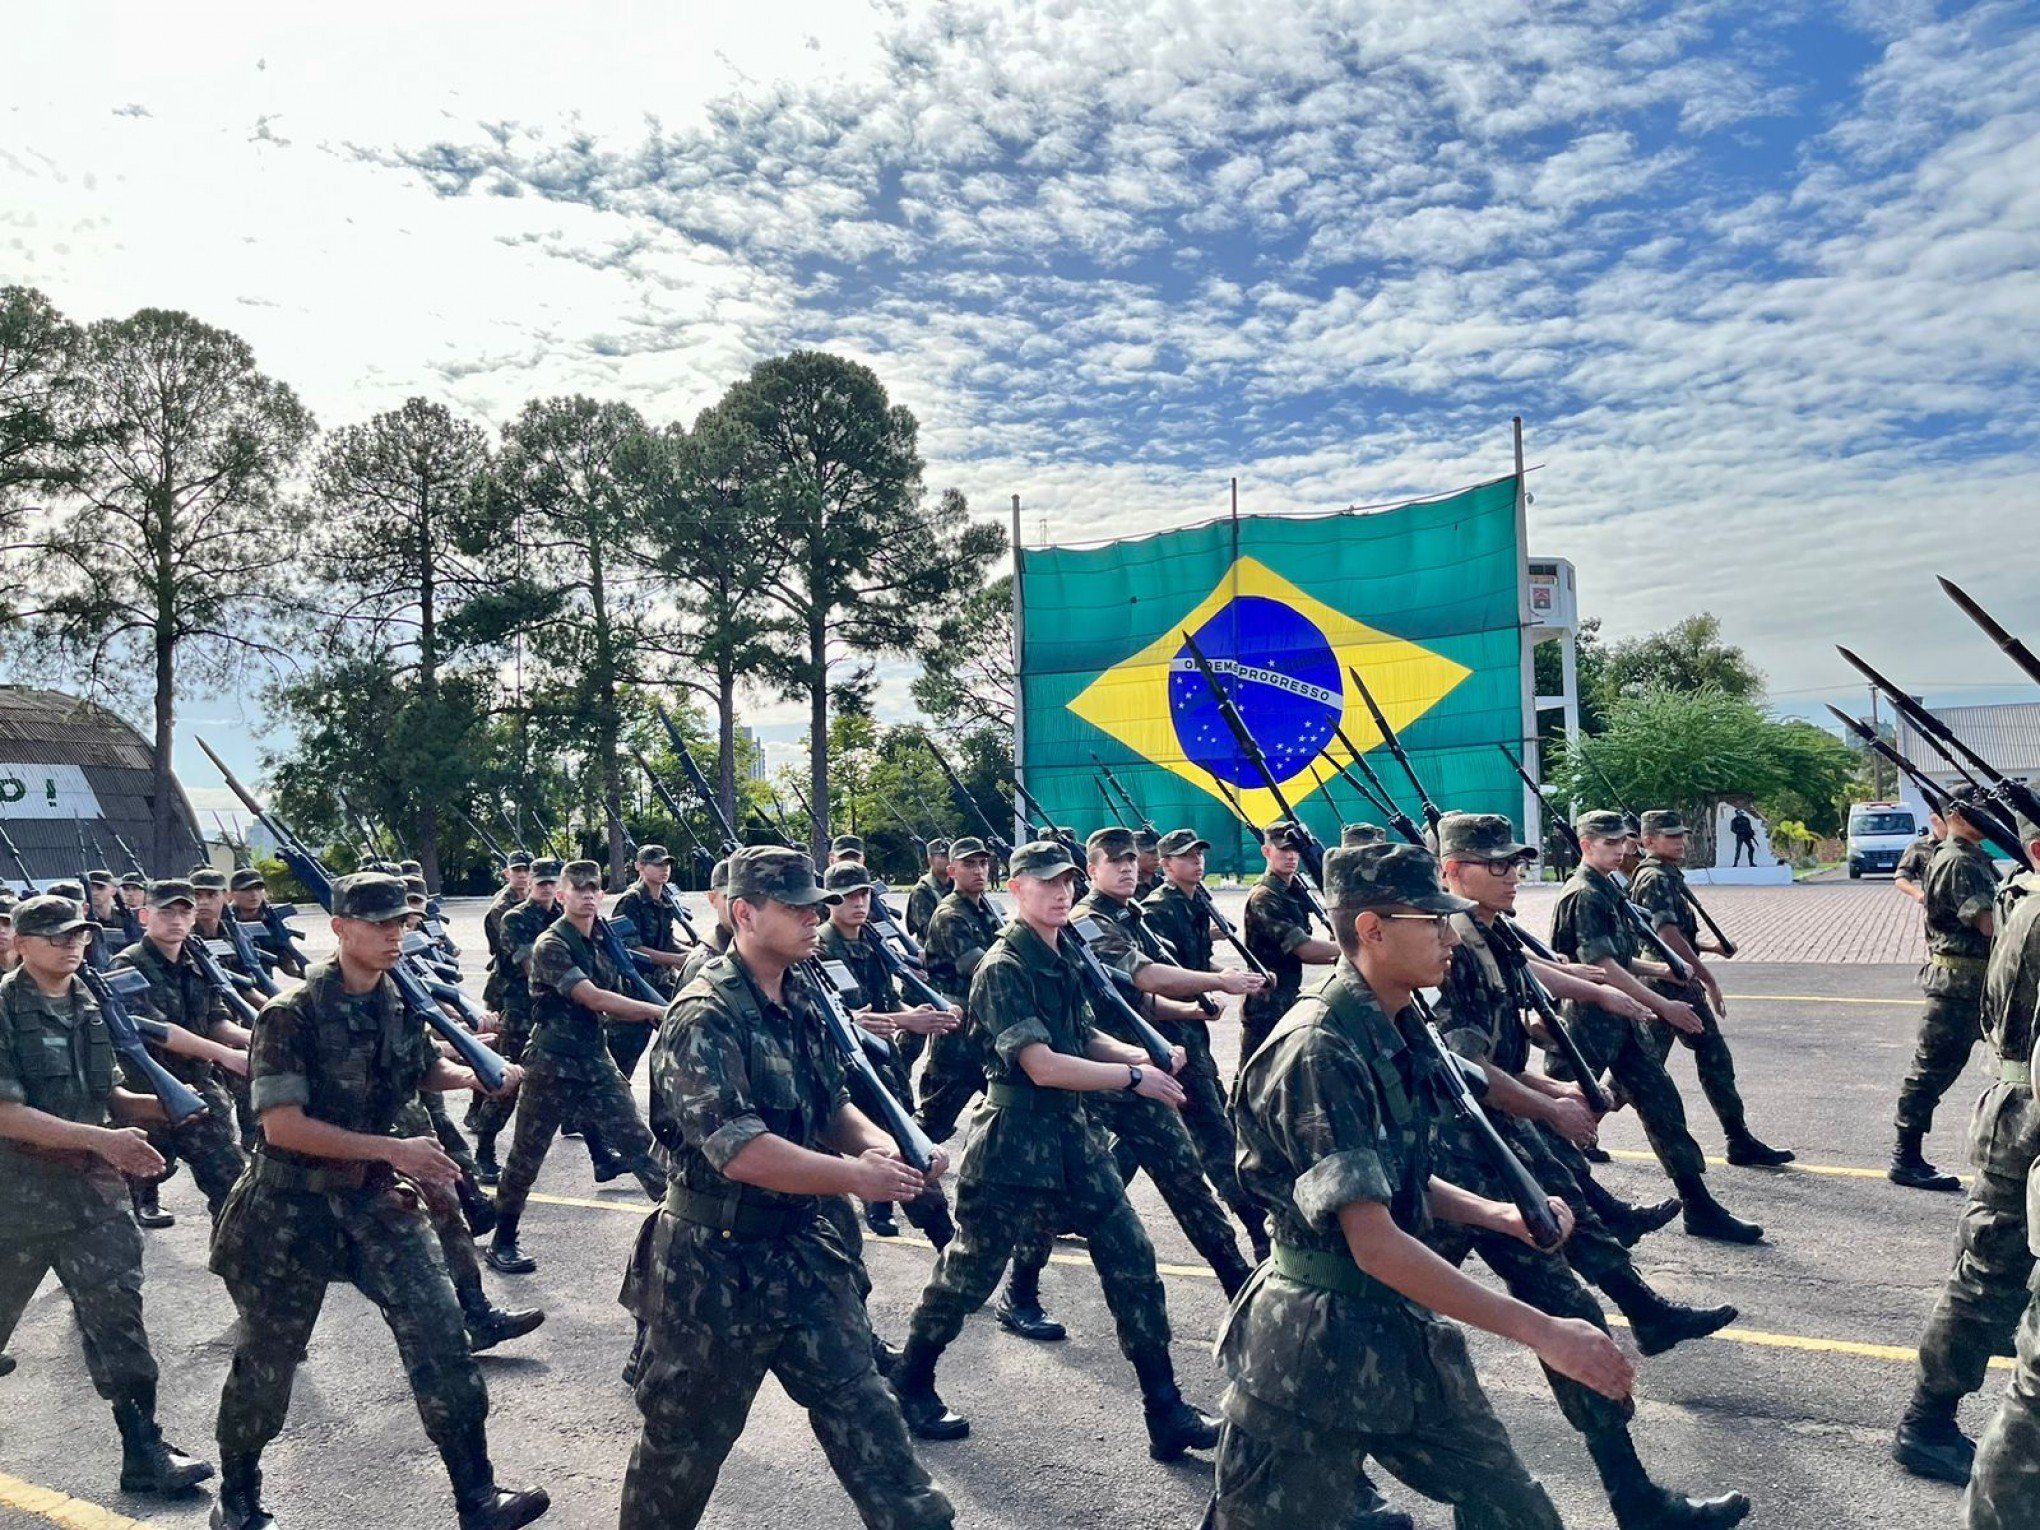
7, 2, 2039, 814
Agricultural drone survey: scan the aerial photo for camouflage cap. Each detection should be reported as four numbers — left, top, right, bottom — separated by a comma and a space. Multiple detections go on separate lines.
830, 834, 866, 858
530, 858, 563, 883
1341, 823, 1387, 848
729, 846, 839, 907
146, 879, 196, 910
1157, 827, 1210, 857
1638, 809, 1688, 837
229, 867, 266, 892
118, 869, 146, 889
1263, 819, 1309, 849
1086, 826, 1138, 860
332, 872, 412, 923
822, 862, 874, 894
47, 880, 84, 901
1575, 809, 1630, 842
948, 836, 991, 863
634, 843, 671, 865
403, 875, 429, 896
708, 857, 731, 892
399, 860, 424, 877
0, 896, 12, 923
190, 868, 229, 891
13, 894, 91, 940
560, 859, 603, 890
1133, 827, 1161, 852
87, 868, 114, 888
1436, 812, 1530, 861
1325, 843, 1475, 914
506, 851, 534, 869
1008, 840, 1079, 880
926, 838, 951, 857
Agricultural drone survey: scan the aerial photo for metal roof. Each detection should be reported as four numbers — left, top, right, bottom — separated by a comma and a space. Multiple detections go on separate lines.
1893, 702, 2040, 780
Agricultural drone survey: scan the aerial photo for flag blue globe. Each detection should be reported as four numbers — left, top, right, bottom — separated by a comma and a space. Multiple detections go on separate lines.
1170, 596, 1342, 788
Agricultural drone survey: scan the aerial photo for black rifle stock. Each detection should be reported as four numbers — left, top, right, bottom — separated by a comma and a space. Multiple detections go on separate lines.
921, 738, 1014, 860
1345, 666, 1443, 830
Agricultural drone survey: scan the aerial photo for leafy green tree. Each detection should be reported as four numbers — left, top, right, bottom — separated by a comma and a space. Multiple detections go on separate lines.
0, 286, 96, 529
1598, 613, 1762, 704
27, 309, 315, 868
912, 572, 1014, 734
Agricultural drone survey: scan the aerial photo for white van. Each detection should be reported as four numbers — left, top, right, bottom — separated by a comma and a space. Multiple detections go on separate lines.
1847, 802, 1919, 879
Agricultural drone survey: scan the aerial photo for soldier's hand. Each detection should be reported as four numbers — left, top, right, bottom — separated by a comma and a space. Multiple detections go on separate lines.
1659, 1000, 1704, 1036
1707, 984, 1727, 1018
487, 1063, 524, 1097
1500, 1196, 1573, 1249
855, 1011, 901, 1041
893, 1005, 956, 1037
213, 1047, 252, 1079
1545, 1096, 1598, 1148
97, 1126, 165, 1178
1534, 1317, 1635, 1401
386, 1135, 460, 1188
1168, 1044, 1189, 1075
851, 1148, 925, 1203
923, 1146, 951, 1182
1600, 988, 1653, 1023
1215, 970, 1268, 997
1135, 1067, 1188, 1108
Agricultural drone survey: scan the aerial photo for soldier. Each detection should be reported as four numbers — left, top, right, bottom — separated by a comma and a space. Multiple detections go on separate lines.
1894, 786, 2000, 1190
0, 895, 214, 1499
619, 846, 954, 1529
830, 833, 866, 866
471, 858, 559, 1184
111, 879, 251, 1222
86, 870, 129, 942
188, 867, 232, 944
1629, 810, 1793, 1167
0, 895, 16, 972
1551, 812, 1764, 1243
1132, 827, 1162, 901
486, 860, 668, 1275
905, 839, 952, 938
817, 861, 960, 1242
1432, 815, 1749, 1529
611, 845, 690, 1080
1208, 844, 1635, 1529
229, 868, 305, 980
678, 858, 733, 984
1341, 823, 1386, 848
914, 837, 1002, 1142
479, 852, 533, 1017
1896, 809, 2040, 1483
208, 872, 546, 1530
1895, 812, 1947, 907
1240, 821, 1339, 1064
890, 840, 1220, 1464
117, 869, 149, 942
1142, 826, 1270, 1259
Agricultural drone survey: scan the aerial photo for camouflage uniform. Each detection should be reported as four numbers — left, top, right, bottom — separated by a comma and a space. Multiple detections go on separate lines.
1629, 853, 1754, 1139
1240, 871, 1315, 1063
1211, 958, 1560, 1529
1963, 1065, 2040, 1530
905, 870, 952, 940
1899, 835, 1997, 1137
1896, 834, 1938, 891
611, 876, 685, 1078
479, 880, 525, 1012
468, 894, 558, 1149
914, 888, 1002, 1140
619, 945, 952, 1529
112, 937, 247, 1216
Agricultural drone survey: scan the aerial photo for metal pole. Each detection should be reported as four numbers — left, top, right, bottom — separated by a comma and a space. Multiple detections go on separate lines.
1868, 686, 1883, 798
1513, 417, 1541, 842
1010, 492, 1027, 851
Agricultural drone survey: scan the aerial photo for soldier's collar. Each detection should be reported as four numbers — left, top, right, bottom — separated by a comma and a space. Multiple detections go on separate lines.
1318, 961, 1405, 1056
1005, 917, 1068, 970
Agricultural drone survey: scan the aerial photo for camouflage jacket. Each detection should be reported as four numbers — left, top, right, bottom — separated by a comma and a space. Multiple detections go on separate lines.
497, 897, 562, 1009
922, 890, 1004, 1006
1243, 872, 1316, 1025
905, 872, 953, 938
528, 917, 633, 1070
1985, 871, 2040, 1068
678, 925, 731, 987
1895, 835, 1937, 886
114, 937, 229, 1087
1629, 855, 1699, 944
956, 919, 1115, 1191
614, 881, 682, 957
1070, 888, 1161, 1046
1925, 837, 1998, 969
1551, 866, 1638, 969
1435, 913, 1532, 1076
817, 922, 901, 1014
0, 967, 126, 1237
1141, 880, 1214, 974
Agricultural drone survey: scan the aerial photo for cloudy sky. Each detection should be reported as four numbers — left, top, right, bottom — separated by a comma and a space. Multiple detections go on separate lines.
8, 1, 2039, 812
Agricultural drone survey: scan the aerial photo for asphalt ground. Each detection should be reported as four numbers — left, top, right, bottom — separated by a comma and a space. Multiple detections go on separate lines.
0, 886, 2012, 1529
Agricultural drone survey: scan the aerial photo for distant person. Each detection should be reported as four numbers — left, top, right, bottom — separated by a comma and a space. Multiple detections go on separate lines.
1894, 814, 1946, 906
1729, 810, 1758, 867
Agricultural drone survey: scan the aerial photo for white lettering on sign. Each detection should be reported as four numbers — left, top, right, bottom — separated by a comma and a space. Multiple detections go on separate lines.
0, 763, 106, 820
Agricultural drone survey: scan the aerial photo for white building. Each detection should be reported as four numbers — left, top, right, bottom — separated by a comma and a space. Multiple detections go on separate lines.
1891, 701, 2040, 819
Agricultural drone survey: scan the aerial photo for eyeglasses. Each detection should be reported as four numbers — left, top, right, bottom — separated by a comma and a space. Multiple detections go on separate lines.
1376, 911, 1451, 930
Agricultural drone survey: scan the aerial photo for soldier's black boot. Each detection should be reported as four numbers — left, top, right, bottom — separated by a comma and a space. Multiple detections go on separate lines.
994, 1262, 1067, 1342
456, 1173, 498, 1238
473, 1132, 501, 1187
1723, 1127, 1794, 1167
1606, 1196, 1683, 1247
131, 1178, 175, 1230
870, 1331, 902, 1377
620, 1322, 648, 1388
1348, 1468, 1415, 1529
1674, 1175, 1763, 1244
112, 1386, 214, 1495
457, 1277, 545, 1353
583, 1125, 628, 1182
1892, 1387, 1975, 1483
890, 1338, 970, 1440
1597, 1266, 1738, 1357
1889, 1130, 1962, 1192
484, 1209, 538, 1275
1588, 1426, 1751, 1528
441, 1424, 550, 1530
210, 1455, 273, 1529
0, 1353, 15, 1378
1132, 1348, 1219, 1461
905, 1193, 955, 1251
864, 1200, 901, 1237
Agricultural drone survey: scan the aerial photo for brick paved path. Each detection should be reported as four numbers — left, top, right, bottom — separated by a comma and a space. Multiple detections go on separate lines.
1511, 879, 1927, 965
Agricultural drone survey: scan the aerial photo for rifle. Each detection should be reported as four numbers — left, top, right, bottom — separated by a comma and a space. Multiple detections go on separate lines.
627, 755, 713, 944
1062, 914, 1179, 1070
1095, 778, 1125, 827
663, 718, 938, 1173
0, 819, 37, 895
1347, 665, 1444, 830
764, 787, 803, 849
874, 788, 928, 855
1838, 646, 2040, 833
1940, 578, 2040, 693
1482, 916, 1613, 1116
921, 737, 1014, 860
1006, 775, 1088, 869
787, 781, 825, 849
1092, 755, 1157, 835
79, 964, 211, 1127
1571, 748, 1738, 959
196, 738, 508, 1092
212, 813, 250, 869
457, 807, 511, 872
1823, 709, 2029, 869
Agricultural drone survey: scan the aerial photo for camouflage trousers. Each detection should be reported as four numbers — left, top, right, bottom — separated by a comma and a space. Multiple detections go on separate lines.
1171, 1020, 1260, 1225
394, 1099, 484, 1299
468, 1001, 533, 1142
147, 1074, 248, 1218
1010, 1090, 1244, 1284
1964, 1272, 2040, 1530
1645, 980, 1752, 1138
621, 1210, 952, 1530
607, 1017, 656, 1083
907, 1170, 1171, 1361
1897, 991, 1984, 1136
211, 1178, 488, 1460
1553, 1002, 1707, 1184
0, 1212, 157, 1400
492, 1049, 664, 1220
914, 1026, 985, 1143
1210, 1322, 1561, 1530
1917, 1083, 2035, 1403
1239, 987, 1298, 1071
1454, 1110, 1632, 1289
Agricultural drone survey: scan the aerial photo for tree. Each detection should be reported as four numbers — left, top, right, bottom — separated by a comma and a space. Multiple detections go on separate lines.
305, 398, 494, 887
912, 572, 1015, 734
1598, 613, 1762, 704
0, 286, 95, 528
720, 352, 1005, 858
28, 310, 315, 867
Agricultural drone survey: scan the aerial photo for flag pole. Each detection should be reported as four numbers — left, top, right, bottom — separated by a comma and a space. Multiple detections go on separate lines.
1513, 416, 1542, 848
1010, 492, 1027, 850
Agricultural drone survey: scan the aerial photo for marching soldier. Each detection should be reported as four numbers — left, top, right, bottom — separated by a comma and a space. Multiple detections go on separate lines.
619, 847, 954, 1529
0, 895, 214, 1500
1894, 785, 1999, 1191
228, 868, 305, 979
1895, 811, 1946, 907
1131, 827, 1162, 901
1341, 823, 1386, 847
611, 844, 689, 1079
472, 858, 560, 1185
1897, 809, 2040, 1483
480, 851, 533, 1018
1629, 810, 1793, 1166
486, 860, 667, 1275
115, 871, 149, 945
1240, 821, 1339, 1064
830, 834, 866, 866
1208, 844, 1634, 1529
914, 837, 1001, 1142
1551, 812, 1764, 1243
209, 872, 546, 1530
906, 839, 952, 938
890, 841, 1221, 1465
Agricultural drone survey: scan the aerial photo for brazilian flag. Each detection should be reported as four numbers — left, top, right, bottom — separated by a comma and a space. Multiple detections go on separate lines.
1016, 477, 1529, 872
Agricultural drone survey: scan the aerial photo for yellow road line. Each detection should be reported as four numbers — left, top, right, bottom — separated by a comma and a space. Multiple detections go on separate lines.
1721, 993, 1917, 1006
526, 1194, 2009, 1370
1598, 1147, 1967, 1185
0, 1474, 155, 1530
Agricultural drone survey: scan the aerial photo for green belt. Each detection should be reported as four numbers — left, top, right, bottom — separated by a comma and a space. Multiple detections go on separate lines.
1270, 1242, 1400, 1306
251, 1150, 373, 1194
985, 1080, 1077, 1113
666, 1183, 815, 1241
2000, 1059, 2032, 1087
1930, 952, 1989, 974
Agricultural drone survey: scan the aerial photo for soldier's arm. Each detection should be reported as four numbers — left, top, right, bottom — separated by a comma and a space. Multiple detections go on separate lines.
538, 934, 665, 1024
1955, 862, 1998, 937
0, 1094, 163, 1169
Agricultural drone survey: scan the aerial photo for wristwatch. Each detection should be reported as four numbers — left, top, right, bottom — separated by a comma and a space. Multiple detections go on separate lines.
1125, 1064, 1143, 1092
